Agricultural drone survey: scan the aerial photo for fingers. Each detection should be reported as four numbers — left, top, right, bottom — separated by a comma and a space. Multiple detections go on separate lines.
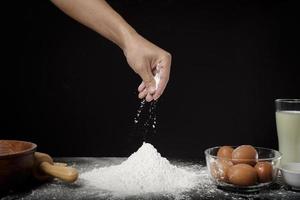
138, 88, 148, 99
136, 53, 171, 102
137, 81, 147, 100
138, 88, 154, 102
138, 82, 145, 92
146, 65, 156, 95
136, 62, 156, 101
137, 64, 156, 95
153, 54, 171, 100
145, 93, 153, 102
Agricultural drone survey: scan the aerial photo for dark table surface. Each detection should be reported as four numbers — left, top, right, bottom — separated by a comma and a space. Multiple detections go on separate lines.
1, 157, 300, 200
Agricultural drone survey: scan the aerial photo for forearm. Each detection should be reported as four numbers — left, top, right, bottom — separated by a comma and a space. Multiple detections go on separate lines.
50, 0, 137, 50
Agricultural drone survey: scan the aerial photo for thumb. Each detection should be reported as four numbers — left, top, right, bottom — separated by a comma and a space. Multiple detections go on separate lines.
138, 65, 156, 95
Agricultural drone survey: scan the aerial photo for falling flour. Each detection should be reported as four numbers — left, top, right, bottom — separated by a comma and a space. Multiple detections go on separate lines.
81, 143, 199, 197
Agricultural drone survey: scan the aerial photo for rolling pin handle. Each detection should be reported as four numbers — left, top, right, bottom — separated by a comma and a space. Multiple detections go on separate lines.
33, 152, 78, 183
39, 162, 78, 183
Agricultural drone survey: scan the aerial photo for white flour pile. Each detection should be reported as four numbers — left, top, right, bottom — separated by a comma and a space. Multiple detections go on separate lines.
81, 142, 199, 196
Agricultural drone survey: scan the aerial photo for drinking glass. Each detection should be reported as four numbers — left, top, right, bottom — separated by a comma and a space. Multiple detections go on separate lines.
275, 99, 300, 164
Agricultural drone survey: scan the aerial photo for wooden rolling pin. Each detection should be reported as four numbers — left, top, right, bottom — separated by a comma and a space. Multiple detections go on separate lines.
33, 152, 78, 183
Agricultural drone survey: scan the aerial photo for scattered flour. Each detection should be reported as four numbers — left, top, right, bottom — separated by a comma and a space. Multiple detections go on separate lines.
81, 143, 199, 196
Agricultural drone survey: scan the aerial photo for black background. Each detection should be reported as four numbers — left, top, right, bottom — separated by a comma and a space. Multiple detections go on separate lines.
1, 0, 299, 158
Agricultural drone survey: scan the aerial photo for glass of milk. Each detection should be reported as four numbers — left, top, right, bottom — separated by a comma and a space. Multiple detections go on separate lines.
275, 99, 300, 164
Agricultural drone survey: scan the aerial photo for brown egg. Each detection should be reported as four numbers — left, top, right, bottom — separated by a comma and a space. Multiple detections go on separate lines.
217, 146, 234, 159
232, 145, 258, 166
255, 162, 273, 183
227, 164, 258, 186
210, 159, 233, 182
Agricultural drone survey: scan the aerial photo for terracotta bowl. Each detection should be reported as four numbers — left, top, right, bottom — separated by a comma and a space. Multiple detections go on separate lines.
0, 140, 37, 191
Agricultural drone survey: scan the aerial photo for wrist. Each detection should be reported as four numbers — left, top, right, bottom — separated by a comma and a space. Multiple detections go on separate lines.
121, 28, 140, 53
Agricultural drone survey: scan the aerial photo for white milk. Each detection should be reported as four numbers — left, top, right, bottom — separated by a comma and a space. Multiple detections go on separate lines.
276, 111, 300, 164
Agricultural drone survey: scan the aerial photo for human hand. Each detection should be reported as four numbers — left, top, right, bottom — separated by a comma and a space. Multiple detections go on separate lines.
50, 0, 171, 101
123, 33, 171, 102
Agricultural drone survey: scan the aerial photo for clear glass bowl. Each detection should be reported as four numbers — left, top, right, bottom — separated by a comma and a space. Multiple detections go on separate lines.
205, 146, 282, 193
